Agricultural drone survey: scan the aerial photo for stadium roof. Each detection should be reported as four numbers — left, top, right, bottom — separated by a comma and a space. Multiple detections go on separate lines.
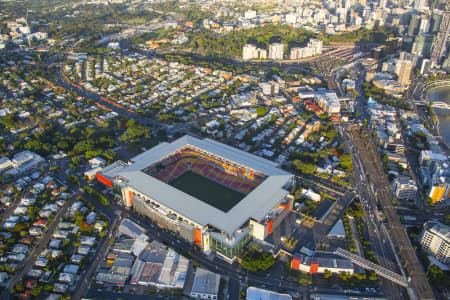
118, 135, 293, 235
122, 135, 289, 175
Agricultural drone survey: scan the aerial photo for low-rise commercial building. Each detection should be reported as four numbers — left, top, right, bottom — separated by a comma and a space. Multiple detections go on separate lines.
190, 268, 220, 299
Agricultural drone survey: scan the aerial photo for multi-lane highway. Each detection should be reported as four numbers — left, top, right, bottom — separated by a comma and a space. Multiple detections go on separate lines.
347, 125, 435, 300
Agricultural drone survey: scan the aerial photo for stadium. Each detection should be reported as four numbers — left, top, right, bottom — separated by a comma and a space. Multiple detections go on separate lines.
97, 135, 294, 262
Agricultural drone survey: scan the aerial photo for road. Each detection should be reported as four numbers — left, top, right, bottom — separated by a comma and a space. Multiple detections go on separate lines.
109, 210, 381, 300
86, 290, 180, 300
72, 211, 121, 300
1, 193, 77, 300
349, 148, 405, 299
346, 125, 435, 300
0, 196, 21, 226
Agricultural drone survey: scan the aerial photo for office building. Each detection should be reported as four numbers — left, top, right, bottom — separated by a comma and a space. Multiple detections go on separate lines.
430, 10, 443, 33
420, 221, 450, 264
428, 183, 449, 204
414, 0, 428, 10
419, 16, 430, 33
396, 59, 413, 85
408, 14, 421, 36
412, 34, 434, 57
420, 58, 433, 74
393, 175, 418, 201
431, 11, 450, 65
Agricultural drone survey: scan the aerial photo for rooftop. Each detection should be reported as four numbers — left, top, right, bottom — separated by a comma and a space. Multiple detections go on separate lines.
191, 268, 220, 296
426, 221, 450, 242
247, 287, 292, 300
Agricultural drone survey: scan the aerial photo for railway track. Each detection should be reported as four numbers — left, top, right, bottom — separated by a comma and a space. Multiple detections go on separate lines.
347, 125, 434, 300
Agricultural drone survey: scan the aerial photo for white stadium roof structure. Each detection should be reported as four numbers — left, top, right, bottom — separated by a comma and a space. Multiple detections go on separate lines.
117, 135, 294, 235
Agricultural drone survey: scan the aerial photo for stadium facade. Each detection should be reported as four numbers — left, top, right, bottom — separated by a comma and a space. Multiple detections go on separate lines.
97, 135, 294, 262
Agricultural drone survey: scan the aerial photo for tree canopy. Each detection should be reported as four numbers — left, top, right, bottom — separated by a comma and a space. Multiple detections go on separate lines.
241, 249, 275, 272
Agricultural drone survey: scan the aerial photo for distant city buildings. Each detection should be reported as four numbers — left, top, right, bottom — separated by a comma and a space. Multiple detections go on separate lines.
420, 221, 450, 265
243, 39, 322, 61
431, 11, 450, 65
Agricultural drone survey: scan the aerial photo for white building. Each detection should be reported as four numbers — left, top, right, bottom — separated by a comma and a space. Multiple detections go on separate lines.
247, 287, 292, 300
11, 150, 45, 172
0, 157, 12, 172
285, 13, 297, 25
268, 43, 284, 60
308, 39, 323, 55
242, 44, 267, 60
244, 10, 257, 19
301, 188, 321, 202
393, 176, 418, 201
420, 221, 449, 265
190, 268, 220, 299
259, 81, 280, 96
290, 39, 323, 60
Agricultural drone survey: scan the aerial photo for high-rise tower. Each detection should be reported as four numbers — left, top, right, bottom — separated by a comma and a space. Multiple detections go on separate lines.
431, 11, 450, 65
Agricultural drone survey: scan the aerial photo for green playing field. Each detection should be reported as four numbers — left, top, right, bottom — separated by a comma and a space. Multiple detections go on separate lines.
169, 171, 245, 212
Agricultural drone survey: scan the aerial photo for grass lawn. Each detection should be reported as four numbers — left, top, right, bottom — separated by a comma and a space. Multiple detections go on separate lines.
169, 171, 245, 212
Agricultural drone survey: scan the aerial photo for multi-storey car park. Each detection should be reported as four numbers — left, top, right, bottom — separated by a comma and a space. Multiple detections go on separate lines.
96, 135, 294, 262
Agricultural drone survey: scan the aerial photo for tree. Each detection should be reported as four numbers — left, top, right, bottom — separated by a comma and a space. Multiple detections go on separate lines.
368, 271, 378, 281
340, 154, 353, 171
293, 159, 316, 174
241, 249, 275, 272
256, 106, 267, 117
31, 285, 42, 297
427, 265, 450, 287
119, 119, 151, 143
67, 175, 79, 185
325, 129, 338, 140
339, 272, 351, 280
13, 283, 24, 293
323, 269, 332, 279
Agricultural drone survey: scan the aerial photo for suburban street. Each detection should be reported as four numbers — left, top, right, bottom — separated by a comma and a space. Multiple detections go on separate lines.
72, 211, 122, 300
1, 193, 78, 300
